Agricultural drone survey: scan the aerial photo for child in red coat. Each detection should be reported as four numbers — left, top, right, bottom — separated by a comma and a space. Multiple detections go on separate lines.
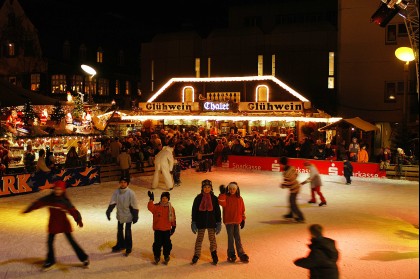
22, 180, 89, 270
218, 182, 249, 263
147, 191, 176, 265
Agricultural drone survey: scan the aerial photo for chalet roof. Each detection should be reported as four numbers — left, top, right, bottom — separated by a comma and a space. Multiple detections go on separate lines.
147, 75, 311, 103
318, 117, 378, 132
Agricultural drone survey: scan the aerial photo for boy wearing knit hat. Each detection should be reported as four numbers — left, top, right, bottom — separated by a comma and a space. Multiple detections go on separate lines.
22, 180, 89, 271
218, 182, 249, 263
190, 179, 222, 265
147, 191, 177, 265
106, 177, 139, 256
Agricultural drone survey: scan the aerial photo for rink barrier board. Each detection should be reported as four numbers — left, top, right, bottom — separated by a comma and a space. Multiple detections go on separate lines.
384, 164, 419, 180
0, 166, 100, 198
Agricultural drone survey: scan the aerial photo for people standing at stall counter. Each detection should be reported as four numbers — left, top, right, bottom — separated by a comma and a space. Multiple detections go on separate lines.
22, 180, 89, 271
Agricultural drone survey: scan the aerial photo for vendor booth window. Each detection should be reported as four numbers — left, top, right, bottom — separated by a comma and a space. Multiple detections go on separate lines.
256, 85, 268, 102
30, 74, 40, 91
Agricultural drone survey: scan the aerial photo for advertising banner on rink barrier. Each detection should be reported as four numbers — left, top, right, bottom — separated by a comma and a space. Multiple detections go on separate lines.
0, 166, 100, 198
227, 156, 386, 178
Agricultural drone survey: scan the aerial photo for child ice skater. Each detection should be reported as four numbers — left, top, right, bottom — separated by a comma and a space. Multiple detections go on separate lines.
22, 180, 89, 271
342, 156, 353, 185
218, 182, 249, 263
147, 191, 176, 265
191, 179, 222, 265
301, 161, 327, 206
106, 177, 139, 256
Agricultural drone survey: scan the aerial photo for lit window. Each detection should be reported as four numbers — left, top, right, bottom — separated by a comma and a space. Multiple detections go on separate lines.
30, 74, 41, 91
97, 47, 103, 63
328, 52, 335, 89
115, 80, 120, 95
8, 43, 15, 56
125, 80, 130, 95
98, 78, 109, 96
384, 81, 397, 102
51, 74, 67, 94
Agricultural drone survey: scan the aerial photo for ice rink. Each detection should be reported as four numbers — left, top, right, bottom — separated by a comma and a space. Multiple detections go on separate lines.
0, 167, 418, 279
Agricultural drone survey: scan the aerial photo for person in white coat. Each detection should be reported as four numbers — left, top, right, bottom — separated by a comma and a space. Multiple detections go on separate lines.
152, 143, 175, 190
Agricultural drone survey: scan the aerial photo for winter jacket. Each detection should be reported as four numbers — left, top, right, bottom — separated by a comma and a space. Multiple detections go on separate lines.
343, 161, 353, 177
148, 200, 176, 231
23, 193, 82, 234
306, 165, 322, 189
357, 149, 369, 163
191, 193, 221, 229
218, 193, 245, 224
294, 236, 339, 279
109, 187, 139, 223
281, 166, 301, 193
117, 151, 132, 170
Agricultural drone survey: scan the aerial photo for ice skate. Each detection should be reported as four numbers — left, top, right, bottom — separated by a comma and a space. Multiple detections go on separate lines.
163, 256, 170, 265
283, 213, 293, 219
211, 250, 218, 265
41, 262, 55, 272
239, 254, 249, 263
227, 254, 237, 263
154, 256, 160, 265
82, 258, 90, 269
191, 255, 199, 265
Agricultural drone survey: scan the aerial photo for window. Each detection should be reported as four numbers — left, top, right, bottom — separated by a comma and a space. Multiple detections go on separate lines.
125, 80, 130, 95
385, 24, 397, 44
328, 52, 335, 89
384, 81, 397, 102
30, 74, 41, 91
71, 75, 83, 93
98, 78, 109, 96
398, 23, 407, 37
51, 74, 67, 94
7, 42, 15, 56
115, 80, 120, 95
256, 85, 269, 102
84, 76, 96, 95
183, 86, 194, 102
97, 47, 103, 63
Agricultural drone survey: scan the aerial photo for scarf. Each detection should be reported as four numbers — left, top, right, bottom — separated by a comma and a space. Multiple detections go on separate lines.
199, 193, 213, 211
161, 202, 174, 222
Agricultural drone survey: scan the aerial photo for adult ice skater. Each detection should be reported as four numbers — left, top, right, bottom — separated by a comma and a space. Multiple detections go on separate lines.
152, 142, 175, 190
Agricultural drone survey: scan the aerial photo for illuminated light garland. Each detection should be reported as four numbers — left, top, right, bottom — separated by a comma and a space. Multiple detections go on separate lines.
147, 75, 311, 103
121, 114, 342, 123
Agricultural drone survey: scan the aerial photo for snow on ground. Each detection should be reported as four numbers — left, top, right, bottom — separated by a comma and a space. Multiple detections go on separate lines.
0, 167, 418, 279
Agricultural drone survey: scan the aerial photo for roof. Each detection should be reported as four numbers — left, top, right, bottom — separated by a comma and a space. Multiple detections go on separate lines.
0, 79, 59, 106
318, 117, 379, 132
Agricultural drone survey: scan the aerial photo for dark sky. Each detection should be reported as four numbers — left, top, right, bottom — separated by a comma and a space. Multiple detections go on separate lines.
12, 0, 235, 43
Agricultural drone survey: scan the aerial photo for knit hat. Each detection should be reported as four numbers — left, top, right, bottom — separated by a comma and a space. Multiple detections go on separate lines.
202, 179, 212, 189
119, 177, 130, 184
54, 180, 66, 191
227, 181, 240, 196
161, 191, 170, 201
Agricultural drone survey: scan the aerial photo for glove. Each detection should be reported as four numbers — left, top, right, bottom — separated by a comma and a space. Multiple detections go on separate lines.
147, 191, 154, 201
240, 220, 245, 229
170, 226, 176, 235
215, 222, 222, 235
219, 185, 226, 194
132, 209, 139, 224
191, 222, 198, 234
77, 220, 84, 228
106, 204, 116, 221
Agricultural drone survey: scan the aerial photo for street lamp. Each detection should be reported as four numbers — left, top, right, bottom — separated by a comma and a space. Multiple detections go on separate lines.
81, 64, 97, 104
395, 47, 414, 127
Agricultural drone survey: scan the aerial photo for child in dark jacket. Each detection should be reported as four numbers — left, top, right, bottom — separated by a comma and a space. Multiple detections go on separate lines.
218, 182, 249, 263
191, 179, 222, 265
343, 156, 353, 185
22, 180, 89, 271
294, 224, 339, 279
147, 191, 176, 265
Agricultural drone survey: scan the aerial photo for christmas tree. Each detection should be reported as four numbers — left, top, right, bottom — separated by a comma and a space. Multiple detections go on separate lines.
22, 100, 36, 126
72, 94, 84, 119
50, 101, 66, 124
